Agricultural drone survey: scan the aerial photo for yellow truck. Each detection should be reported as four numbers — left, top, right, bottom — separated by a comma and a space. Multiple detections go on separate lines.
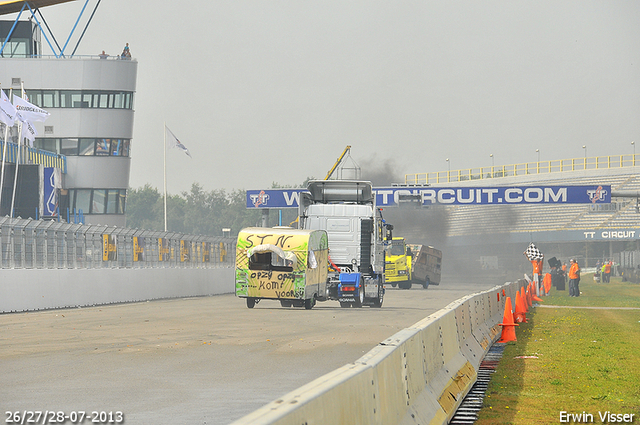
235, 227, 328, 309
385, 237, 442, 289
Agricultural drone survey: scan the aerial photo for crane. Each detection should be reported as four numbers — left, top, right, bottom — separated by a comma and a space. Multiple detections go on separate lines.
325, 145, 352, 180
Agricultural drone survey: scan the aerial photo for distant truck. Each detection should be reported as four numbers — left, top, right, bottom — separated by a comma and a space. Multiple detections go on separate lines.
385, 237, 442, 289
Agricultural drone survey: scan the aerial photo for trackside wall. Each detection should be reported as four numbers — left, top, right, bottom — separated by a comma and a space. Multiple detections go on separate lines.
0, 267, 235, 313
231, 279, 526, 425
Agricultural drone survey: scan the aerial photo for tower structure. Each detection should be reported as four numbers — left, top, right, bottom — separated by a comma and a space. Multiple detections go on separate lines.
0, 0, 137, 226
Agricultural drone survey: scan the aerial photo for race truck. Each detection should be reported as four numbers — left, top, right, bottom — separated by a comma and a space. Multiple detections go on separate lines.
385, 236, 442, 289
299, 180, 391, 308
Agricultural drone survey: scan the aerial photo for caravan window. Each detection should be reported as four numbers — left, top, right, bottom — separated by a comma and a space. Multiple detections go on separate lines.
249, 251, 294, 272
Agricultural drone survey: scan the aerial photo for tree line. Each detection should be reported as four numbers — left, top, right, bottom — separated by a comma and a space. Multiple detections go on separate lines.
125, 183, 300, 236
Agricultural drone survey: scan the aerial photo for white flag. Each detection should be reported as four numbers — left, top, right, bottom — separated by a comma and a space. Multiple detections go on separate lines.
0, 89, 17, 126
165, 126, 191, 158
21, 120, 38, 147
13, 94, 50, 123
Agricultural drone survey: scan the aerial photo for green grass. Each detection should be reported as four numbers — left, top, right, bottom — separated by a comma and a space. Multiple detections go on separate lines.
476, 277, 640, 424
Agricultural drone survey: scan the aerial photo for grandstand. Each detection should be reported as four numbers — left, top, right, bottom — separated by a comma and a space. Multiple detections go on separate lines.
399, 154, 640, 272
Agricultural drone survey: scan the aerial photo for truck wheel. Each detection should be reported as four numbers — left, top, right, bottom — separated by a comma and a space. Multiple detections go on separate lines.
391, 283, 397, 288
422, 278, 430, 289
246, 298, 256, 309
399, 281, 411, 290
304, 297, 316, 310
280, 300, 293, 308
372, 282, 383, 308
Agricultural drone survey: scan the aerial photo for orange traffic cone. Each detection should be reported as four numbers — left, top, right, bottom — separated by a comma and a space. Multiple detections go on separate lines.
498, 297, 518, 342
532, 282, 544, 302
526, 286, 533, 308
521, 287, 530, 310
514, 291, 528, 323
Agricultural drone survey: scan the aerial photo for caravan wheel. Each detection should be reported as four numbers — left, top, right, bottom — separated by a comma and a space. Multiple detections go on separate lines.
246, 298, 256, 309
304, 297, 316, 310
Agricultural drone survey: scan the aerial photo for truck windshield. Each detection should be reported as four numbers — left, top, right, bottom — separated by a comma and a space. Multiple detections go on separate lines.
390, 241, 405, 256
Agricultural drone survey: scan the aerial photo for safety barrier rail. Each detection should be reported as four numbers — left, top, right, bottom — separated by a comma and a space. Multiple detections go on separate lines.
405, 154, 639, 185
232, 279, 526, 425
0, 216, 235, 269
0, 140, 67, 173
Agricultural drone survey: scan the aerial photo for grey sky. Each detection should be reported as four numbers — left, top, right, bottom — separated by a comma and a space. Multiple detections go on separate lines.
15, 0, 640, 193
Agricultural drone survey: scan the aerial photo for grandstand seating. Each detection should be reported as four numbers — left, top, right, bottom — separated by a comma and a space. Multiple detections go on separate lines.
444, 170, 640, 237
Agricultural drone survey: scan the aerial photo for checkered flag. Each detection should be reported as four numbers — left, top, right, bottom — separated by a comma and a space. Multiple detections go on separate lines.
524, 243, 543, 260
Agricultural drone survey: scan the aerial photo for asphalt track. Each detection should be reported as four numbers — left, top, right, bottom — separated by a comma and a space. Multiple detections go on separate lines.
1, 278, 501, 425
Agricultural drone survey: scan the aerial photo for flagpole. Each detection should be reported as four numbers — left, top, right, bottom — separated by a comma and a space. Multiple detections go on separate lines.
163, 122, 168, 232
0, 87, 12, 215
9, 83, 25, 219
10, 123, 22, 219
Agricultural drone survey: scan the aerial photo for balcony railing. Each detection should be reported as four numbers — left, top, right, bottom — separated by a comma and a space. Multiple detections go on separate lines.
405, 154, 639, 185
0, 141, 66, 173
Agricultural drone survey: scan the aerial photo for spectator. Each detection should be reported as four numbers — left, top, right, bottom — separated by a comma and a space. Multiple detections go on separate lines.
604, 261, 612, 283
568, 259, 581, 297
121, 43, 131, 60
99, 50, 109, 59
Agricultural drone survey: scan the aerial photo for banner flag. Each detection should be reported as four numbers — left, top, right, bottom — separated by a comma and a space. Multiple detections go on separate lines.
21, 120, 37, 146
0, 89, 17, 126
165, 126, 191, 158
13, 94, 50, 122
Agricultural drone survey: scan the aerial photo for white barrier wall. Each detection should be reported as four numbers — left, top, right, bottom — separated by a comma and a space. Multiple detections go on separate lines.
232, 280, 525, 425
0, 267, 235, 313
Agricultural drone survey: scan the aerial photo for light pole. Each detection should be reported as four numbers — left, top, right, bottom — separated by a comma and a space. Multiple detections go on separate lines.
445, 158, 450, 182
536, 148, 540, 162
582, 145, 587, 158
632, 141, 636, 166
490, 153, 494, 167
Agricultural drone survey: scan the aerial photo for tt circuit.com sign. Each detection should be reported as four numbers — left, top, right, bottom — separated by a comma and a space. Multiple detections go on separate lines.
246, 185, 611, 209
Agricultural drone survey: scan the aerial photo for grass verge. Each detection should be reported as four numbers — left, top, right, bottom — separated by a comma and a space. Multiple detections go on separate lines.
476, 276, 640, 424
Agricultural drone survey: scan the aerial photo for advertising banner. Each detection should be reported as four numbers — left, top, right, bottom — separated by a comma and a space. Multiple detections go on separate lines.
133, 236, 144, 262
102, 234, 117, 261
42, 167, 59, 217
158, 238, 170, 262
202, 242, 211, 263
246, 185, 611, 209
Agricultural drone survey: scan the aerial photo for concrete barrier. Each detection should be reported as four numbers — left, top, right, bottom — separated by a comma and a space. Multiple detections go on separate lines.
0, 267, 235, 313
231, 280, 526, 425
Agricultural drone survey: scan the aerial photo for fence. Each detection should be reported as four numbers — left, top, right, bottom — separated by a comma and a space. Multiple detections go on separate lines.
0, 216, 236, 269
405, 154, 639, 185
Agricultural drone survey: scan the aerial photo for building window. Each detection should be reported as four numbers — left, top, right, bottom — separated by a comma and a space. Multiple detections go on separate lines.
92, 190, 106, 214
34, 138, 131, 157
75, 189, 92, 214
79, 139, 95, 155
60, 138, 79, 156
68, 189, 127, 215
23, 89, 134, 110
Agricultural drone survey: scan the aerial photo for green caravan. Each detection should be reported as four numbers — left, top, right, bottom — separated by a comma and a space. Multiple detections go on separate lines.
235, 227, 329, 309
